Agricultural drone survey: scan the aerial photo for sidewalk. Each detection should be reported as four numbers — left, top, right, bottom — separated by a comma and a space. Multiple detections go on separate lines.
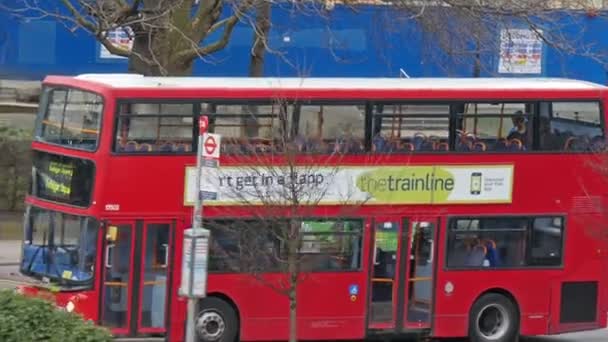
0, 240, 36, 285
0, 79, 41, 111
0, 240, 21, 266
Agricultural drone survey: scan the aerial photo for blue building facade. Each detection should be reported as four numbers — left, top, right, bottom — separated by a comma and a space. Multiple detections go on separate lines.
0, 4, 606, 83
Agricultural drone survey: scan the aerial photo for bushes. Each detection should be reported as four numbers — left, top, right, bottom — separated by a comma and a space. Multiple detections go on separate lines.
0, 126, 33, 211
0, 289, 113, 342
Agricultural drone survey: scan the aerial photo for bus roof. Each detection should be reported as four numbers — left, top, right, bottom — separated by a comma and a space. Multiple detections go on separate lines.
70, 73, 606, 91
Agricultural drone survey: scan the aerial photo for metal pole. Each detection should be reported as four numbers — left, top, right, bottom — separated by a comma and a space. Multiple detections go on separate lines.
185, 297, 197, 342
186, 125, 205, 342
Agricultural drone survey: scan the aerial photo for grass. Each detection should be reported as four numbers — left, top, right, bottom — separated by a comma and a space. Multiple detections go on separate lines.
0, 212, 23, 240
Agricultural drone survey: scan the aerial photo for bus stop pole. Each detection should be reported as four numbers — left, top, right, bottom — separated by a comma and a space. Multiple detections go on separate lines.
186, 130, 204, 342
183, 116, 210, 342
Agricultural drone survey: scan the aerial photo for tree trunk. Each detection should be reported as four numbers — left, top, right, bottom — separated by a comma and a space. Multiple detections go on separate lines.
287, 236, 298, 342
249, 0, 271, 77
127, 0, 195, 76
128, 30, 158, 75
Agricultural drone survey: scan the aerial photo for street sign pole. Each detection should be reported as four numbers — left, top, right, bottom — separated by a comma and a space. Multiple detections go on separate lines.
182, 115, 214, 342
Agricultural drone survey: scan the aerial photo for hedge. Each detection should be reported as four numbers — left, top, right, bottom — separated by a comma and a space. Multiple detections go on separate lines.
0, 289, 113, 342
0, 127, 33, 211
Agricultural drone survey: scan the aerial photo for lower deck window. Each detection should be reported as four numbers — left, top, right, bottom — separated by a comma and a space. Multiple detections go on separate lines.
446, 216, 564, 269
207, 218, 363, 273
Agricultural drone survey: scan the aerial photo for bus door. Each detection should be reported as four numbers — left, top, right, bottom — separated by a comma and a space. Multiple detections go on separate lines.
367, 216, 438, 333
100, 219, 175, 337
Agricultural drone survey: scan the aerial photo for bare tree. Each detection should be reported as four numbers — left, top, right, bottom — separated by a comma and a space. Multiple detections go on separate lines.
3, 0, 260, 76
200, 97, 371, 342
6, 1, 607, 78
362, 0, 608, 76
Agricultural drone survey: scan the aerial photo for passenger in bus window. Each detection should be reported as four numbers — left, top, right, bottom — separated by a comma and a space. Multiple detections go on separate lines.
507, 111, 529, 150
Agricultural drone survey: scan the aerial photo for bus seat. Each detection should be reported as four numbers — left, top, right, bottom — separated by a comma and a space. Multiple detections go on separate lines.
495, 138, 509, 151
138, 143, 153, 152
435, 142, 449, 151
174, 143, 188, 152
348, 139, 365, 154
400, 142, 415, 152
419, 139, 435, 151
456, 133, 475, 151
509, 138, 523, 151
124, 141, 138, 152
473, 141, 487, 152
159, 142, 173, 152
294, 135, 306, 152
385, 139, 400, 153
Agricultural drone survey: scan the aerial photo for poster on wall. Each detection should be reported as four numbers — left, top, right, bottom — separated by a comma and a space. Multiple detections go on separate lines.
99, 27, 133, 59
498, 28, 543, 74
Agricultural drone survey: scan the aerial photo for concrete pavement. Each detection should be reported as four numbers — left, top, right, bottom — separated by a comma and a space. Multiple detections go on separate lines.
0, 240, 21, 265
522, 329, 608, 342
0, 79, 41, 103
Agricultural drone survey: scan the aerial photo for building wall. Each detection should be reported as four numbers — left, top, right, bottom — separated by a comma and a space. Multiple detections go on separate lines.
0, 5, 606, 83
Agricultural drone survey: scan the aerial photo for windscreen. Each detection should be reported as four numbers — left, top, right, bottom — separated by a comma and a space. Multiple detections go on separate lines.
36, 86, 103, 151
20, 206, 99, 287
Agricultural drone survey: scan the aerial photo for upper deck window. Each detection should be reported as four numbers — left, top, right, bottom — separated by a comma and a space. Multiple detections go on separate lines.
296, 104, 365, 154
209, 102, 293, 154
372, 104, 450, 153
454, 102, 535, 152
110, 98, 605, 155
539, 101, 604, 151
115, 102, 195, 153
37, 87, 103, 151
209, 102, 366, 155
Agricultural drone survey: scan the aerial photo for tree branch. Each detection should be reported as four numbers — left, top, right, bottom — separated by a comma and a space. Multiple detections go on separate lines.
192, 0, 223, 36
98, 32, 132, 57
174, 0, 256, 64
175, 14, 239, 63
59, 0, 98, 32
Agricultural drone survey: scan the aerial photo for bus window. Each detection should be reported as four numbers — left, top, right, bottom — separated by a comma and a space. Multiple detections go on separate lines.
529, 217, 564, 266
206, 218, 363, 273
539, 101, 604, 152
446, 216, 564, 269
208, 102, 294, 154
114, 102, 195, 153
372, 104, 449, 153
455, 103, 534, 152
297, 219, 363, 272
38, 87, 103, 151
297, 104, 365, 154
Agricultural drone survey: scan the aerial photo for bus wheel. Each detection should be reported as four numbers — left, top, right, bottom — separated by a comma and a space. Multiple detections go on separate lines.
469, 293, 519, 342
195, 297, 238, 342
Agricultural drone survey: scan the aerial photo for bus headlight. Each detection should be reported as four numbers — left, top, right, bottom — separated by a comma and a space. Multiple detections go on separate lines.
66, 301, 75, 313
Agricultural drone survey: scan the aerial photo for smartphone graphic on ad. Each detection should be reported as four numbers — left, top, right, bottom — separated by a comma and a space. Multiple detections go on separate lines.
470, 172, 482, 195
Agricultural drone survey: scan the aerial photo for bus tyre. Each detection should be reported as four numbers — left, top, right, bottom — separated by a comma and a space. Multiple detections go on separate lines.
469, 293, 519, 342
195, 297, 238, 342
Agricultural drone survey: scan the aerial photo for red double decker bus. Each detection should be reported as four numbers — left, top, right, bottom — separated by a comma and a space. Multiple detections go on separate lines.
17, 74, 608, 342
